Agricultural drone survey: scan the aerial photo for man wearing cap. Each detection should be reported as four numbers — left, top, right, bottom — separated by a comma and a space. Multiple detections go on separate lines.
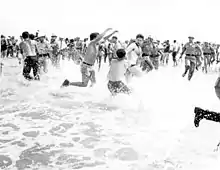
202, 41, 215, 73
37, 35, 51, 73
149, 40, 162, 70
141, 38, 154, 72
67, 39, 76, 61
179, 36, 197, 81
194, 41, 203, 70
50, 34, 60, 67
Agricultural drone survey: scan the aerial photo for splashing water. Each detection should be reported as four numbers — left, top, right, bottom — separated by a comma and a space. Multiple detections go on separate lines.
0, 58, 220, 170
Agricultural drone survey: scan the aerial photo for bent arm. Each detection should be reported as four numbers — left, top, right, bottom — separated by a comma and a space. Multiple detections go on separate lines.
92, 28, 113, 43
103, 30, 118, 41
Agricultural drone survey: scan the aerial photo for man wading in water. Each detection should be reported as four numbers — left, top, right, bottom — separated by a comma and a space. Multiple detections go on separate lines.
61, 28, 118, 88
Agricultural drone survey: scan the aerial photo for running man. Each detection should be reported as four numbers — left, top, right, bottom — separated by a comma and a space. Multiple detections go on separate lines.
61, 28, 117, 88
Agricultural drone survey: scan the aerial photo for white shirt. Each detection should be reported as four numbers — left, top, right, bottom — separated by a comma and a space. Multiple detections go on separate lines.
172, 43, 179, 52
126, 42, 142, 66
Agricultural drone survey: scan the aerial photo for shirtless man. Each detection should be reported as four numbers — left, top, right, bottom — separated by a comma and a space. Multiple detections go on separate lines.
61, 28, 117, 87
107, 49, 131, 96
19, 31, 40, 80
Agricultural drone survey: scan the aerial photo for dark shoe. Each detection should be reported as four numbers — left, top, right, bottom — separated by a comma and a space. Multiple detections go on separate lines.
61, 79, 70, 87
188, 74, 192, 81
194, 107, 204, 127
34, 75, 40, 81
24, 75, 33, 81
182, 73, 186, 77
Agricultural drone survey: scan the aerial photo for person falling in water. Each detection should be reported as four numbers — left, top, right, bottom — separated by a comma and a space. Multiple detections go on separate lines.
61, 28, 118, 88
107, 48, 131, 96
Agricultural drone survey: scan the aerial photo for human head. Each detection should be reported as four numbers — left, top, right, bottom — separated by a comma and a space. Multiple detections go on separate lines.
90, 32, 99, 41
22, 31, 29, 40
112, 36, 118, 43
51, 34, 57, 40
29, 34, 35, 40
188, 36, 194, 43
136, 34, 144, 46
38, 35, 45, 42
116, 49, 126, 61
1, 35, 5, 39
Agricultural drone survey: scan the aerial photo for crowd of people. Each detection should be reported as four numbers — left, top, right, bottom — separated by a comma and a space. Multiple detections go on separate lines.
1, 30, 220, 81
1, 28, 220, 131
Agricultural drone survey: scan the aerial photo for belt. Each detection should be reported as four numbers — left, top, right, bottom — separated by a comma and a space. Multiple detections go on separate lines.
186, 54, 195, 56
150, 54, 159, 57
142, 53, 149, 57
203, 53, 211, 55
27, 55, 37, 57
130, 64, 136, 67
82, 62, 93, 66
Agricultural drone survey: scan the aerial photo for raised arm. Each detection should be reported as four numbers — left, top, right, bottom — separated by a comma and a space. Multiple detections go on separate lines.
103, 30, 118, 41
92, 28, 113, 43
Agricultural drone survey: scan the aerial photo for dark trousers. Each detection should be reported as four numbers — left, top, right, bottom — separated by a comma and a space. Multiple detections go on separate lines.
23, 56, 39, 80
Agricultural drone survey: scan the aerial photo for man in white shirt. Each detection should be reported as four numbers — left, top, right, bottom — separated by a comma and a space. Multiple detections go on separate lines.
125, 34, 144, 83
172, 40, 180, 66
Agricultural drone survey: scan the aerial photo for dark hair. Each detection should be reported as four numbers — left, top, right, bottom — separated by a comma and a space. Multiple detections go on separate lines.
136, 34, 144, 40
116, 49, 126, 59
90, 32, 99, 41
174, 40, 176, 43
112, 36, 118, 40
70, 39, 74, 43
29, 34, 35, 40
22, 31, 29, 39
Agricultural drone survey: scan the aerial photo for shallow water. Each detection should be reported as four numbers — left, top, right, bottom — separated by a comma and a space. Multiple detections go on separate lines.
0, 58, 220, 170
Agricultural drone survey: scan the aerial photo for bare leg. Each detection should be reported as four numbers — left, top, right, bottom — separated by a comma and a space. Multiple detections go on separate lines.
61, 70, 91, 88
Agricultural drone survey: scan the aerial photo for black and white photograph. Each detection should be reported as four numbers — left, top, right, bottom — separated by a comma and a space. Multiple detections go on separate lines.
1, 0, 220, 169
